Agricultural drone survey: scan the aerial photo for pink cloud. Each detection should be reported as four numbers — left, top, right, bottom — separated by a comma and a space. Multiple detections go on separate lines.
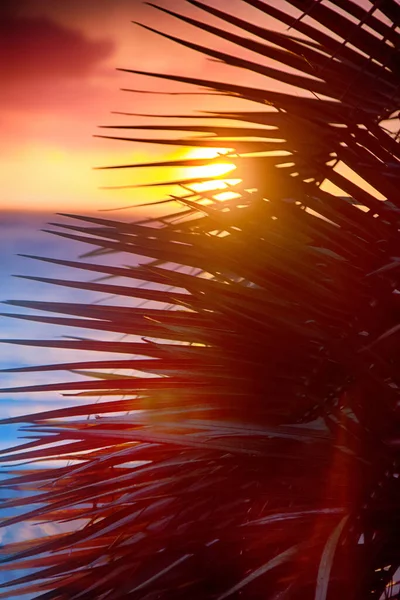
0, 15, 115, 87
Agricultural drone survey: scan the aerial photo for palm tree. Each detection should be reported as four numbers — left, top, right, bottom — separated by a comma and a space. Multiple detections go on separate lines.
1, 1, 400, 598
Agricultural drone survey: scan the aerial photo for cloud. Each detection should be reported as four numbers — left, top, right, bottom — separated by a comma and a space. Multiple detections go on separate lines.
0, 11, 119, 162
1, 0, 151, 22
0, 15, 115, 86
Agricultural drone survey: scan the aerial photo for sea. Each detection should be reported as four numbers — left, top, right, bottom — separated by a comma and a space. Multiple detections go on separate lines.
0, 210, 125, 597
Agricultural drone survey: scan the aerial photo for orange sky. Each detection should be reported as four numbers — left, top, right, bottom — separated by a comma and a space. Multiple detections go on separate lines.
2, 0, 387, 215
2, 0, 282, 213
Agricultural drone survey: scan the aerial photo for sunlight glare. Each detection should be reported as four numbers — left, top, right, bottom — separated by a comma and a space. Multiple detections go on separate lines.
214, 191, 240, 201
185, 147, 236, 190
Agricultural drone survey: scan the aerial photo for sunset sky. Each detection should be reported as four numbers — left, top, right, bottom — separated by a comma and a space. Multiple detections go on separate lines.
0, 3, 396, 594
1, 0, 278, 429
1, 3, 271, 569
1, 0, 292, 214
0, 0, 387, 380
1, 0, 306, 425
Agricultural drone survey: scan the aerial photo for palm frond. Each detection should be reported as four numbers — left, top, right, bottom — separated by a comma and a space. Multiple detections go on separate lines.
1, 1, 400, 599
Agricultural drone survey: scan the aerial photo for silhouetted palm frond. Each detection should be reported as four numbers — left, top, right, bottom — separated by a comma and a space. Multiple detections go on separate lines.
1, 2, 400, 599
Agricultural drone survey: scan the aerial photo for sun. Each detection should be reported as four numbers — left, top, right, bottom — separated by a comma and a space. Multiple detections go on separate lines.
184, 147, 238, 195
196, 161, 237, 180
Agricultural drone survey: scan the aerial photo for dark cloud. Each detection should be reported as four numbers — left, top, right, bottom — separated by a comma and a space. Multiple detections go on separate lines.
0, 14, 115, 83
1, 0, 151, 19
0, 0, 156, 32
